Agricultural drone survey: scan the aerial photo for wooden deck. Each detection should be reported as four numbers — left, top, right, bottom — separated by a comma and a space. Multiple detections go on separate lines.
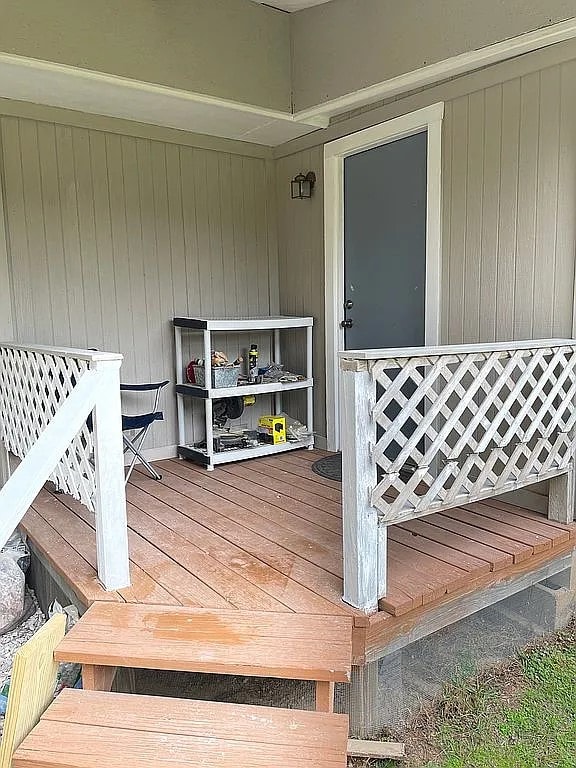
22, 450, 576, 664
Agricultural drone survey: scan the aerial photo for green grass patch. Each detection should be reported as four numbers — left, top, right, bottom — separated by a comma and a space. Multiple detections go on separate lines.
422, 623, 576, 768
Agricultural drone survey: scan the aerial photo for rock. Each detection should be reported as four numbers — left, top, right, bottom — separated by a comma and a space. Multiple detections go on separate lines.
0, 554, 25, 632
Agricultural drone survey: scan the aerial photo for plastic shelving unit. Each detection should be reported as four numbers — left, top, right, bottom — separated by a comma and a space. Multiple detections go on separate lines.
173, 316, 314, 470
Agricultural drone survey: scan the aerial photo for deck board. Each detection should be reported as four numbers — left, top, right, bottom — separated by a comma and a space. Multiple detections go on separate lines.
21, 450, 576, 662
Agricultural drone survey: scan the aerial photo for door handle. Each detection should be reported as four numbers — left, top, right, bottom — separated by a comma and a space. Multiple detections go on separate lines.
344, 299, 354, 310
340, 319, 353, 329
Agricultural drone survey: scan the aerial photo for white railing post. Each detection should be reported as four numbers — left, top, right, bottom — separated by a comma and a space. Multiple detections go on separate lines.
340, 358, 379, 614
91, 359, 130, 590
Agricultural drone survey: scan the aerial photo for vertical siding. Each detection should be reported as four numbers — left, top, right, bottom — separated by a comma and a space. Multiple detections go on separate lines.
0, 116, 279, 451
276, 57, 576, 441
443, 61, 576, 342
275, 146, 326, 440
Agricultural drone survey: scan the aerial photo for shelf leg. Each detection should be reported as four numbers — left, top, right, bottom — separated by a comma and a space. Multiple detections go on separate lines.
174, 326, 186, 448
306, 325, 314, 442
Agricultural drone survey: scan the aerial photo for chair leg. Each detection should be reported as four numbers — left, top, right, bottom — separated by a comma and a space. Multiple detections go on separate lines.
123, 434, 162, 483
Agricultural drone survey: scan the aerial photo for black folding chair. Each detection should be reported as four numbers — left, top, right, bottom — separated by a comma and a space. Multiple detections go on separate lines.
121, 381, 169, 484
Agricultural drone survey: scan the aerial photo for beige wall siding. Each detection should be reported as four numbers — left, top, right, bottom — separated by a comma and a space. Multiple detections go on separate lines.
291, 0, 576, 110
0, 116, 279, 451
275, 147, 325, 440
276, 54, 576, 440
0, 0, 291, 112
443, 60, 576, 343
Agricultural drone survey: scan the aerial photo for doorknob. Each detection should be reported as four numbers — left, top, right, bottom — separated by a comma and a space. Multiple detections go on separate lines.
340, 318, 353, 329
344, 299, 354, 310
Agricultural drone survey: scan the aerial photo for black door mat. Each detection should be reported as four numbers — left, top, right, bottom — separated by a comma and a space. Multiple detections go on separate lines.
311, 453, 342, 482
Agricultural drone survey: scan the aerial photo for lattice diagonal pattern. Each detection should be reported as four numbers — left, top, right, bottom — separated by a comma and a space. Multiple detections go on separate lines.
369, 343, 576, 524
0, 347, 96, 510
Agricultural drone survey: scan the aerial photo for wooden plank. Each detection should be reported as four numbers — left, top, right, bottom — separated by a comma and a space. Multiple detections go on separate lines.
164, 459, 341, 532
60, 489, 266, 611
472, 501, 571, 543
399, 518, 513, 571
150, 462, 342, 547
123, 478, 351, 615
315, 681, 336, 712
430, 511, 533, 562
241, 458, 342, 503
0, 614, 66, 768
21, 507, 120, 606
81, 665, 117, 692
15, 719, 347, 768
389, 526, 491, 576
454, 504, 553, 552
482, 497, 576, 536
220, 462, 343, 517
17, 689, 349, 766
131, 468, 343, 579
347, 740, 405, 760
31, 490, 177, 606
257, 455, 343, 491
387, 541, 469, 604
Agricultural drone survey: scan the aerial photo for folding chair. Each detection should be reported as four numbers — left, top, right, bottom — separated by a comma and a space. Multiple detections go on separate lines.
121, 380, 169, 484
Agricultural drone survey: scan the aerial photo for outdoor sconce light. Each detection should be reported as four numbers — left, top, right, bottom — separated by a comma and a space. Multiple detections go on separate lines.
291, 171, 316, 199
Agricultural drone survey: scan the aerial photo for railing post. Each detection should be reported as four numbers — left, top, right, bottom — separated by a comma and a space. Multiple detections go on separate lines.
340, 358, 379, 614
0, 439, 9, 488
549, 467, 575, 524
91, 359, 130, 590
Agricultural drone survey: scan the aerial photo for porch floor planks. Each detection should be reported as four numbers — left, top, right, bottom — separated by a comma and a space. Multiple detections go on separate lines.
157, 459, 343, 546
127, 468, 351, 615
23, 451, 576, 648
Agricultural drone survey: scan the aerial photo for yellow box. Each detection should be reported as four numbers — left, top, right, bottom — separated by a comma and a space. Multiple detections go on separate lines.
258, 415, 286, 444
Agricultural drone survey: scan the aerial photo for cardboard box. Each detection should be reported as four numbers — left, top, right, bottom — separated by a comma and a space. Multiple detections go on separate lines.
258, 415, 286, 444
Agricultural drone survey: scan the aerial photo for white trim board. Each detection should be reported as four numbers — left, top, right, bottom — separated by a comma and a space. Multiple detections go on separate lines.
323, 103, 443, 451
295, 18, 576, 122
0, 53, 327, 147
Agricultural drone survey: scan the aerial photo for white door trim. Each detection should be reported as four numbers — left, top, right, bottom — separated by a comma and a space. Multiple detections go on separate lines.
323, 102, 444, 451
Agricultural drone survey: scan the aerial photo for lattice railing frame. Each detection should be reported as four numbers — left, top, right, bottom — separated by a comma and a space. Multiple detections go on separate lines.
339, 340, 576, 614
0, 343, 130, 590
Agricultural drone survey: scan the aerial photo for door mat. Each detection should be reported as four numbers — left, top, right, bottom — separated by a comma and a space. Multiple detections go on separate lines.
311, 453, 342, 482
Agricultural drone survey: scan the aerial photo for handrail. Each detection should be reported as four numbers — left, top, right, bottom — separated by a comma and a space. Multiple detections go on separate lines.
0, 343, 130, 590
340, 339, 576, 613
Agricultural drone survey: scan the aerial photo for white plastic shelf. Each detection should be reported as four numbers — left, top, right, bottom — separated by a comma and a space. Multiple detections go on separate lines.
173, 316, 314, 470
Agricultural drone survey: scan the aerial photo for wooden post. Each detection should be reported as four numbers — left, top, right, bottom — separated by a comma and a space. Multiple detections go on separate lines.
549, 468, 575, 524
0, 440, 10, 488
341, 359, 379, 613
92, 359, 130, 591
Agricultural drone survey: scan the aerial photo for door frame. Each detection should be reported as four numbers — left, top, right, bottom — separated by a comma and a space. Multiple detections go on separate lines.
323, 102, 444, 451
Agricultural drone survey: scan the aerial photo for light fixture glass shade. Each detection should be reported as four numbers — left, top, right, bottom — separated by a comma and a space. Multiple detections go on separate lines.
291, 171, 315, 199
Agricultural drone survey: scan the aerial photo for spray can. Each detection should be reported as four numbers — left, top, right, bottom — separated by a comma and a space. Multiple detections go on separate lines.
248, 344, 259, 383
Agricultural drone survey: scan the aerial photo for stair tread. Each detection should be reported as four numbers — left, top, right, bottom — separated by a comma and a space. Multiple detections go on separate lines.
55, 602, 353, 682
13, 689, 349, 768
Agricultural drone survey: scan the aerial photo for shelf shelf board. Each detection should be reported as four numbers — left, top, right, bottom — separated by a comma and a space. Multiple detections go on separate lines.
177, 436, 314, 467
173, 316, 313, 331
176, 378, 313, 399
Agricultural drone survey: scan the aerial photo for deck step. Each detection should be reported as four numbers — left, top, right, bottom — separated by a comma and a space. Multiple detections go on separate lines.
55, 602, 354, 711
13, 689, 349, 768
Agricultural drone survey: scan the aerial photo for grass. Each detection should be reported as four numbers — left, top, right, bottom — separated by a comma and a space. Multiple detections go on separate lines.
350, 619, 576, 768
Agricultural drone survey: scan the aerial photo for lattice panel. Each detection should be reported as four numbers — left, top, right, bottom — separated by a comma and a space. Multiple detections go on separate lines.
0, 347, 96, 510
369, 344, 576, 523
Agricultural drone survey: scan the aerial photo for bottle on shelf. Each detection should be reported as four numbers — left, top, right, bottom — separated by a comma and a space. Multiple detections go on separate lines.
248, 344, 259, 383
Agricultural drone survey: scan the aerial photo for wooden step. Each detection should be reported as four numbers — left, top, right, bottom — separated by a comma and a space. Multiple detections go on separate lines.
55, 602, 353, 711
13, 689, 349, 768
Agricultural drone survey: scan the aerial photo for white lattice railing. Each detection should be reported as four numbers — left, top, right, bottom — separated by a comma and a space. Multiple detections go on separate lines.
340, 340, 576, 613
0, 343, 130, 590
